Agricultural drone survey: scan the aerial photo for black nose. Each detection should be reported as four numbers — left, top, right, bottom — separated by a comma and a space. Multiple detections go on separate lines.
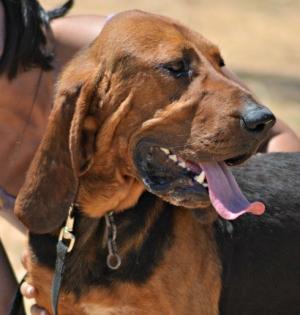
241, 103, 276, 133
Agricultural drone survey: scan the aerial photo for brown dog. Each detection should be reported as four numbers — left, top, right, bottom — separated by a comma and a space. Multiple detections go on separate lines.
15, 10, 275, 315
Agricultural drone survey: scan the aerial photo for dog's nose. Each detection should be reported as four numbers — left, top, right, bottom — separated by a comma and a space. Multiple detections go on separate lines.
241, 103, 276, 133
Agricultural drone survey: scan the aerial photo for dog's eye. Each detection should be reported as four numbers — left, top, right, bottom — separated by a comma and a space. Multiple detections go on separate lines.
161, 60, 192, 78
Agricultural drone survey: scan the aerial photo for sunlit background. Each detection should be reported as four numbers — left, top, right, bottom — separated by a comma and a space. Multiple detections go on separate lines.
1, 0, 299, 313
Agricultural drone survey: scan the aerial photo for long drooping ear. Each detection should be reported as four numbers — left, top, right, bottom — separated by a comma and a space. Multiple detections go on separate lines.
15, 67, 101, 234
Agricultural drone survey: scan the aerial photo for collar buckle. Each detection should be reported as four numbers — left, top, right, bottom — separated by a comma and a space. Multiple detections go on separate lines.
58, 203, 76, 253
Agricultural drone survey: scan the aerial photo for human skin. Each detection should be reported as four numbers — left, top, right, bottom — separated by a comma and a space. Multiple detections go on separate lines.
0, 15, 107, 197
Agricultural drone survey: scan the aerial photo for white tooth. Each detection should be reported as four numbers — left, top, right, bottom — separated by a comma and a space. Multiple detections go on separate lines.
194, 171, 205, 184
160, 147, 170, 155
169, 155, 178, 162
203, 182, 208, 188
178, 161, 187, 168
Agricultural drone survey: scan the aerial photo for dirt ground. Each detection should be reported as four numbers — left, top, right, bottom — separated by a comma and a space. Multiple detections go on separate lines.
0, 0, 299, 313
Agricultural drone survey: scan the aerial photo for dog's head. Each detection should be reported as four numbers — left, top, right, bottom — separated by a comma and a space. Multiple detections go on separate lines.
15, 11, 275, 233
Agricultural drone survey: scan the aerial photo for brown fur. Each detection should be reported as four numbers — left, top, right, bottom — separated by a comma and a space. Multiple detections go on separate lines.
15, 10, 273, 315
27, 209, 220, 315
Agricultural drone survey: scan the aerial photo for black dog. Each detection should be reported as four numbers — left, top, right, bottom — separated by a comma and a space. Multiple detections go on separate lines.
215, 152, 300, 315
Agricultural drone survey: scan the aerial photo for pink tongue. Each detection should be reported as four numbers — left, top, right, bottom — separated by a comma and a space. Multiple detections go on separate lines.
200, 162, 265, 220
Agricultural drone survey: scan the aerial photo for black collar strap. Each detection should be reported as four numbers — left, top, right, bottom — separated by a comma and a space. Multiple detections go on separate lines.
8, 274, 26, 315
51, 205, 122, 315
51, 203, 76, 315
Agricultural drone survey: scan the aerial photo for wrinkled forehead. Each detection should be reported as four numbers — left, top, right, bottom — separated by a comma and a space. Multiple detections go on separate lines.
96, 10, 220, 63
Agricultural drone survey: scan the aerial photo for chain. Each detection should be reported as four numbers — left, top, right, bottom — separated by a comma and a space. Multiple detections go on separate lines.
104, 211, 122, 270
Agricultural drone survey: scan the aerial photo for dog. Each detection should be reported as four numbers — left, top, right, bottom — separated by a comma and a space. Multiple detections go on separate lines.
217, 152, 300, 315
14, 10, 284, 315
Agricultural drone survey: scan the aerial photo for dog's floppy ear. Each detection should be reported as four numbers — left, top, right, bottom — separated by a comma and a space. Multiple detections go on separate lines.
15, 66, 101, 234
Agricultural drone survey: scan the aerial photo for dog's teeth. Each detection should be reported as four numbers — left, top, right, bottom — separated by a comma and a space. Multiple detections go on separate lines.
203, 182, 208, 188
160, 147, 170, 155
169, 155, 178, 162
178, 161, 187, 168
194, 171, 205, 184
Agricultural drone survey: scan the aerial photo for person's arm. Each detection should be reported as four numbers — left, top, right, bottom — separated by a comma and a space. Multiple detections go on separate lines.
51, 15, 107, 69
260, 119, 300, 153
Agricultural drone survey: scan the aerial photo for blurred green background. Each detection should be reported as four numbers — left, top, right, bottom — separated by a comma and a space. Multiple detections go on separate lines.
43, 0, 300, 133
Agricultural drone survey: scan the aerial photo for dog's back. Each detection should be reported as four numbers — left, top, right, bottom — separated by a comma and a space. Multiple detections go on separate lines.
216, 152, 300, 315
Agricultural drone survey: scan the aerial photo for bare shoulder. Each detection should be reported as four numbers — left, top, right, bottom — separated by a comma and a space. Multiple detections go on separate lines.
51, 15, 107, 68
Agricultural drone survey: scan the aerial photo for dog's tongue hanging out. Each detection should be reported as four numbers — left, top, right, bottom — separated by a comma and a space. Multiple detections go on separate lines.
200, 162, 265, 220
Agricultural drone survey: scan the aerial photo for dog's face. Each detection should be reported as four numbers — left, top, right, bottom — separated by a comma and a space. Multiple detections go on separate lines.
15, 11, 275, 233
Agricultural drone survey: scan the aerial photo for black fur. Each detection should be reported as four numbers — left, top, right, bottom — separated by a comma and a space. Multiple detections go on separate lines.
30, 152, 300, 312
215, 152, 300, 315
29, 192, 175, 296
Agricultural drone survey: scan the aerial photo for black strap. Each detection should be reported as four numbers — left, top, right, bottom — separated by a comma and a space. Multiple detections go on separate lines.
8, 275, 26, 315
51, 241, 69, 315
